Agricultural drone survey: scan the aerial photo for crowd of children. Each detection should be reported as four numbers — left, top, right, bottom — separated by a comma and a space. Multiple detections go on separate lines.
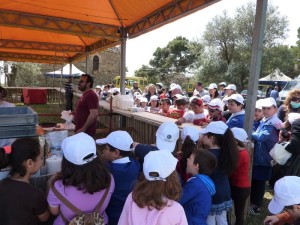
0, 82, 300, 225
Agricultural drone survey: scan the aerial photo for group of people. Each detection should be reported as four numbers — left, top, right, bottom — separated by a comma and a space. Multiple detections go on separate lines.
1, 74, 300, 225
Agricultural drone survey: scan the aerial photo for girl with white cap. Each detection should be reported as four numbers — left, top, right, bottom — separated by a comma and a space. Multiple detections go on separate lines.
198, 121, 239, 225
47, 132, 115, 225
208, 83, 221, 100
230, 128, 251, 225
118, 151, 188, 225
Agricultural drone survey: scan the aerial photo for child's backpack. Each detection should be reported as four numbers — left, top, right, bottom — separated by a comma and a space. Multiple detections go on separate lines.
51, 182, 111, 225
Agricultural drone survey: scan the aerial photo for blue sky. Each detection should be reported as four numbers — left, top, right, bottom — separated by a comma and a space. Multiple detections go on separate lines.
126, 0, 299, 75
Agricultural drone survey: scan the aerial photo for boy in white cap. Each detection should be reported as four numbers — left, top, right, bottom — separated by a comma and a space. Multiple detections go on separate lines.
225, 94, 245, 128
264, 176, 300, 225
118, 150, 188, 225
134, 121, 179, 166
253, 99, 264, 131
96, 131, 140, 225
199, 98, 226, 126
250, 97, 283, 215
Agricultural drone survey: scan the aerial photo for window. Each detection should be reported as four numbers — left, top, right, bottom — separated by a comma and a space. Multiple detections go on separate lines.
93, 55, 99, 71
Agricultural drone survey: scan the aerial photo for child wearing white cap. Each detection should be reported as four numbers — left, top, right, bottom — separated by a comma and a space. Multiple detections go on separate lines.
222, 84, 237, 111
264, 176, 300, 225
253, 99, 264, 131
225, 94, 245, 128
199, 98, 226, 127
134, 122, 180, 167
176, 126, 200, 183
208, 83, 221, 100
230, 128, 251, 225
250, 97, 283, 215
96, 131, 140, 225
148, 95, 160, 113
118, 151, 188, 225
179, 149, 217, 225
198, 121, 239, 225
176, 97, 208, 125
47, 132, 115, 225
199, 121, 238, 225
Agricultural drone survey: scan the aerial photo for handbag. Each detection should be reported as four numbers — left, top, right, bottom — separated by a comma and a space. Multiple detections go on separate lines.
269, 142, 291, 165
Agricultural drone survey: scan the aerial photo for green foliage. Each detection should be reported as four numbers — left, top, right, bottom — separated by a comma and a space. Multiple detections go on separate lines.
200, 2, 290, 90
134, 65, 159, 84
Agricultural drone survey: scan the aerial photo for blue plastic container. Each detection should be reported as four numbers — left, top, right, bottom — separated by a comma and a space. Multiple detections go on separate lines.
0, 106, 38, 126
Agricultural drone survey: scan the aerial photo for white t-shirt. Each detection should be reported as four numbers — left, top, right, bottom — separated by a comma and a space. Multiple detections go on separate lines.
183, 109, 208, 122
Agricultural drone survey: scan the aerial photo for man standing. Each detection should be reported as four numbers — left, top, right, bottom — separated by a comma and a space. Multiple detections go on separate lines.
64, 76, 73, 111
193, 82, 208, 97
74, 74, 99, 137
130, 81, 142, 95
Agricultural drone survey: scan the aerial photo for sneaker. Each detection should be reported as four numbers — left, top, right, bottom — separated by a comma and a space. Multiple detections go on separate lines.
248, 207, 261, 215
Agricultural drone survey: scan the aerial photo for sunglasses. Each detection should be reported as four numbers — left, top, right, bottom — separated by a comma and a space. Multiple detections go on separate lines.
291, 98, 300, 102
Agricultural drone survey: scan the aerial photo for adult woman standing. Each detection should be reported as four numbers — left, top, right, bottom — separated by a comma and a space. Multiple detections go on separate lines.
208, 83, 221, 100
47, 132, 115, 225
277, 89, 300, 122
144, 84, 158, 102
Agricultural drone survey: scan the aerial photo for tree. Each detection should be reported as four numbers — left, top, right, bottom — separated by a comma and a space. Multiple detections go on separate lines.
148, 36, 203, 85
200, 2, 289, 90
134, 65, 159, 85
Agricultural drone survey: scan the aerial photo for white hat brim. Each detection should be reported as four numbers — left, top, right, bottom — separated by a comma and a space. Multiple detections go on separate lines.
156, 136, 176, 152
268, 198, 284, 214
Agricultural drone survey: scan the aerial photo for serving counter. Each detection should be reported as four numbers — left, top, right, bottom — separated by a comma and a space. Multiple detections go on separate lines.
98, 100, 202, 145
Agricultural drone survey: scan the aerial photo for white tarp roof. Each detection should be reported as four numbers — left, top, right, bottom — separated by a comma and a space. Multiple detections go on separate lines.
259, 68, 292, 82
45, 64, 84, 78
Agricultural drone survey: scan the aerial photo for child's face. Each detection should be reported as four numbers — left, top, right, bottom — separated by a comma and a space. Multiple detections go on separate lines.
101, 145, 117, 162
208, 107, 221, 118
186, 153, 198, 175
254, 108, 263, 121
150, 100, 157, 107
140, 102, 147, 108
191, 104, 204, 114
228, 100, 242, 113
262, 106, 277, 118
161, 102, 170, 111
225, 89, 233, 96
177, 104, 187, 110
29, 148, 43, 175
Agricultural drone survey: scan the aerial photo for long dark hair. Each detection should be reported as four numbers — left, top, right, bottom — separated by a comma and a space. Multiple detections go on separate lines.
61, 157, 111, 194
9, 138, 40, 177
180, 136, 196, 174
206, 129, 238, 175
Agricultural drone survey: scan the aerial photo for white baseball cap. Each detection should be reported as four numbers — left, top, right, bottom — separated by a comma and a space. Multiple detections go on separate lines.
201, 95, 211, 104
231, 128, 248, 142
255, 99, 264, 110
224, 84, 237, 91
96, 85, 101, 89
150, 95, 159, 101
288, 113, 300, 125
140, 97, 148, 103
199, 121, 228, 135
170, 84, 182, 92
96, 131, 133, 151
181, 126, 200, 143
170, 83, 177, 90
143, 151, 177, 181
174, 94, 184, 99
208, 98, 223, 111
218, 82, 227, 86
156, 122, 179, 152
208, 83, 217, 89
261, 97, 277, 107
227, 94, 244, 105
268, 176, 300, 214
62, 132, 97, 165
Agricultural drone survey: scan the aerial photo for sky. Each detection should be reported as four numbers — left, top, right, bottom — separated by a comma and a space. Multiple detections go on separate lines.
126, 0, 300, 75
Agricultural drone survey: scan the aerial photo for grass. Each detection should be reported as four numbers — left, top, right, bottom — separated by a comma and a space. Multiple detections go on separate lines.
246, 187, 274, 225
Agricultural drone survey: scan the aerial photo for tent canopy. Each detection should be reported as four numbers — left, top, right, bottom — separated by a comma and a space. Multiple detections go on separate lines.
45, 64, 84, 78
0, 0, 220, 64
259, 68, 292, 82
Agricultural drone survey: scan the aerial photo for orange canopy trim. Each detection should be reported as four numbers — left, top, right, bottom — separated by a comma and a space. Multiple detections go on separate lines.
0, 0, 220, 64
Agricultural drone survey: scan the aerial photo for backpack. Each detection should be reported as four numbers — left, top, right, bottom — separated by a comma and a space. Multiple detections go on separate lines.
51, 182, 110, 225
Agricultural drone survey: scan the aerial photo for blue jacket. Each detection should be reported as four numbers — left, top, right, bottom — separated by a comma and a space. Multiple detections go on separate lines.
179, 176, 212, 225
252, 115, 282, 167
253, 119, 262, 132
226, 113, 245, 128
105, 158, 140, 225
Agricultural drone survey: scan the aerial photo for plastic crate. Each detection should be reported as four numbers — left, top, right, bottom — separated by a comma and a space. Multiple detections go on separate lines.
0, 106, 38, 126
0, 124, 36, 139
